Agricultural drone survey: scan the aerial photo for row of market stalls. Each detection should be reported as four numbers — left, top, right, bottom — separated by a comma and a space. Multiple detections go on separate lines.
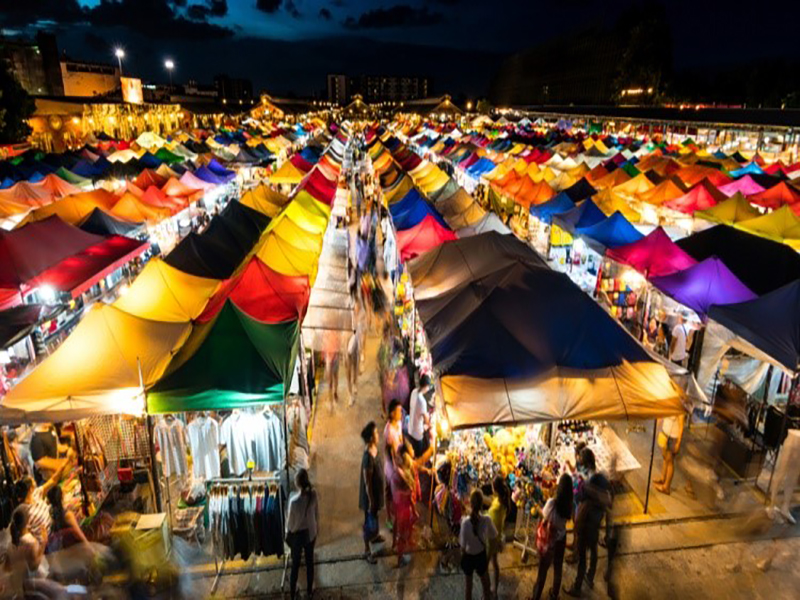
389, 116, 800, 524
0, 119, 350, 582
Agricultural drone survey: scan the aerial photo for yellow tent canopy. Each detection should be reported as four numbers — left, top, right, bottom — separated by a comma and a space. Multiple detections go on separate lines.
240, 184, 290, 218
593, 189, 642, 223
269, 160, 306, 185
0, 305, 191, 422
384, 175, 414, 204
736, 205, 800, 249
613, 173, 655, 198
257, 232, 321, 281
110, 192, 171, 224
17, 189, 118, 227
114, 258, 221, 322
695, 192, 760, 225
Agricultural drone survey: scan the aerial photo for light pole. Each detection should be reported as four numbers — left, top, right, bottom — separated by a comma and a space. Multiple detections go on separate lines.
114, 48, 125, 76
164, 59, 175, 88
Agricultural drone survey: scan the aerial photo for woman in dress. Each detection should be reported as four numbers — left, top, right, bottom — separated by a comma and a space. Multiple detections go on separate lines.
532, 474, 574, 600
391, 446, 419, 567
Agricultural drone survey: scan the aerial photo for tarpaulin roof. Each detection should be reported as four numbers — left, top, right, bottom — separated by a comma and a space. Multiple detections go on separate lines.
663, 179, 724, 213
736, 205, 800, 248
396, 214, 457, 262
147, 303, 298, 413
79, 208, 142, 236
695, 193, 760, 225
239, 184, 290, 218
110, 192, 172, 224
529, 192, 575, 225
709, 281, 800, 372
0, 304, 44, 350
269, 160, 306, 185
390, 188, 447, 230
552, 199, 606, 234
649, 257, 757, 320
718, 175, 765, 197
607, 227, 696, 277
198, 257, 309, 324
748, 181, 800, 209
18, 189, 118, 226
563, 178, 597, 202
576, 211, 643, 251
0, 216, 106, 288
435, 187, 486, 230
0, 305, 191, 422
677, 224, 800, 295
456, 212, 511, 238
114, 258, 220, 322
383, 174, 414, 204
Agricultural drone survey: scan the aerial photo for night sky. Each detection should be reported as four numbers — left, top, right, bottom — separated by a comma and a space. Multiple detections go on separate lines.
1, 1, 797, 98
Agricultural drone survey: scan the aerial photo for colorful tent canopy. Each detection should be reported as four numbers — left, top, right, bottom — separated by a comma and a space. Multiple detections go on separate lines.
240, 185, 291, 218
198, 257, 310, 324
694, 193, 760, 225
110, 192, 172, 224
269, 160, 306, 185
147, 303, 299, 413
390, 188, 447, 230
718, 175, 765, 197
709, 281, 800, 372
552, 199, 606, 234
663, 179, 724, 213
434, 188, 486, 230
529, 192, 575, 225
607, 227, 696, 277
0, 305, 191, 421
748, 181, 800, 209
396, 214, 457, 262
114, 258, 220, 322
79, 208, 142, 236
649, 257, 757, 320
736, 205, 800, 248
575, 211, 643, 251
677, 224, 800, 295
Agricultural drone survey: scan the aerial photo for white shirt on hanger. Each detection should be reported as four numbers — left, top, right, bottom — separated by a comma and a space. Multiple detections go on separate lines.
186, 415, 221, 480
154, 417, 188, 477
220, 412, 253, 476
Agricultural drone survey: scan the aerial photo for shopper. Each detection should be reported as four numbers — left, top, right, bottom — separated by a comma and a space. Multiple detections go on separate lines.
488, 475, 511, 598
359, 422, 385, 564
654, 412, 686, 495
532, 474, 573, 600
346, 324, 360, 406
564, 449, 611, 598
392, 446, 419, 567
669, 313, 689, 366
285, 469, 319, 600
407, 374, 432, 459
4, 505, 67, 600
383, 400, 405, 527
459, 489, 497, 600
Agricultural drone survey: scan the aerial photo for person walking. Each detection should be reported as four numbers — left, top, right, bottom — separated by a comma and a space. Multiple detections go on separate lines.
460, 489, 497, 600
360, 422, 385, 564
286, 469, 319, 600
564, 449, 611, 598
406, 374, 432, 459
532, 474, 573, 600
392, 446, 419, 567
654, 412, 686, 495
383, 400, 405, 528
488, 475, 511, 598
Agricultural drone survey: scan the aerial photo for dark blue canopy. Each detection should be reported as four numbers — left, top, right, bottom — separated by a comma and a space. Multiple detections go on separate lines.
194, 166, 227, 185
552, 199, 606, 234
390, 188, 447, 231
564, 178, 597, 202
138, 152, 163, 169
529, 192, 575, 225
709, 281, 800, 372
576, 211, 643, 251
207, 159, 235, 180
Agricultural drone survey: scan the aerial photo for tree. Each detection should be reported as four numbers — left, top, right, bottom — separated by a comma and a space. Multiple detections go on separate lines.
476, 99, 492, 115
0, 60, 35, 143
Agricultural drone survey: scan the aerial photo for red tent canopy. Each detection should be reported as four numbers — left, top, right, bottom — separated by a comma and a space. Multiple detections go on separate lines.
0, 216, 105, 288
664, 178, 726, 214
396, 214, 457, 262
134, 169, 167, 190
749, 181, 800, 209
290, 153, 315, 173
28, 235, 149, 297
141, 186, 186, 213
606, 226, 697, 277
299, 169, 338, 205
198, 257, 310, 323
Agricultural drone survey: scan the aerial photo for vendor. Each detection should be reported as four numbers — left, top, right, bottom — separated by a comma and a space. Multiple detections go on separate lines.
15, 448, 77, 542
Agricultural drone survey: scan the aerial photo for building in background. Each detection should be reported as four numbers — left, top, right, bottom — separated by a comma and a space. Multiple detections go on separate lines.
327, 74, 348, 105
0, 32, 63, 96
214, 75, 253, 104
60, 58, 120, 97
327, 74, 430, 105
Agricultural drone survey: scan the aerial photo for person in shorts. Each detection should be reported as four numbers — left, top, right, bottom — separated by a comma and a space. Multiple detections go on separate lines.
459, 489, 497, 600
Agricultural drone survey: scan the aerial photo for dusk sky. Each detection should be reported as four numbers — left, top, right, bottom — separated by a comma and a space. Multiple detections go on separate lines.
1, 1, 797, 97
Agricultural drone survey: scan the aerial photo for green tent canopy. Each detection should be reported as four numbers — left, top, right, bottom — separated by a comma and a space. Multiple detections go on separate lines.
154, 147, 184, 165
55, 167, 93, 189
147, 301, 299, 413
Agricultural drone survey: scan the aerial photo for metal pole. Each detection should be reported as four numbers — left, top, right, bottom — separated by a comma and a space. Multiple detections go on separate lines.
146, 414, 163, 512
644, 419, 658, 514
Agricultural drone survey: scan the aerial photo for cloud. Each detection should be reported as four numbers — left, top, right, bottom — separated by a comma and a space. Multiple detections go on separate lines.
330, 0, 346, 6
187, 0, 228, 20
343, 5, 445, 30
0, 0, 86, 27
82, 31, 109, 53
88, 0, 233, 40
255, 0, 282, 14
285, 0, 301, 18
319, 8, 332, 21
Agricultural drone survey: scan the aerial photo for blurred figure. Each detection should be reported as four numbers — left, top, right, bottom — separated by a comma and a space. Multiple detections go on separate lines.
655, 412, 686, 495
532, 473, 573, 600
488, 475, 511, 598
286, 469, 319, 600
460, 489, 497, 600
392, 446, 419, 567
323, 332, 341, 409
346, 325, 360, 406
359, 422, 385, 564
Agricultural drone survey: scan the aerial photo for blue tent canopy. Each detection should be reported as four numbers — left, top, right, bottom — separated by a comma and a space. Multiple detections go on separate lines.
564, 178, 597, 202
207, 159, 235, 180
389, 188, 448, 231
529, 192, 575, 225
576, 211, 643, 251
552, 199, 606, 234
466, 158, 496, 178
194, 166, 227, 184
138, 152, 163, 169
729, 163, 765, 178
709, 280, 800, 372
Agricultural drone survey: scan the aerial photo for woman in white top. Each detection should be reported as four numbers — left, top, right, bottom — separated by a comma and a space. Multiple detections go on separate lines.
532, 474, 573, 600
285, 468, 319, 600
459, 489, 497, 600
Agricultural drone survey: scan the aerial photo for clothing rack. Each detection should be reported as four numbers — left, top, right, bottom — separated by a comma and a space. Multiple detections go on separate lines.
206, 474, 289, 594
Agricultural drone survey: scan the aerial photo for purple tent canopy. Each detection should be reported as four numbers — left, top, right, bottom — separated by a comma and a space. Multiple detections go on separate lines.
649, 257, 757, 321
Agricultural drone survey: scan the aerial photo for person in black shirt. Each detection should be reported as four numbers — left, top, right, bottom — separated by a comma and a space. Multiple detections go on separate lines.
359, 421, 385, 564
564, 448, 611, 598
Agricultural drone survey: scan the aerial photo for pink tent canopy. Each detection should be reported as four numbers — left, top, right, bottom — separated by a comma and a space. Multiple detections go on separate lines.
396, 214, 457, 262
664, 179, 725, 214
606, 226, 697, 277
180, 170, 218, 192
718, 175, 765, 198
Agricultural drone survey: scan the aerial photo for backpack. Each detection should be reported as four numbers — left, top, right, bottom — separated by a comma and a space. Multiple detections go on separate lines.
535, 515, 555, 556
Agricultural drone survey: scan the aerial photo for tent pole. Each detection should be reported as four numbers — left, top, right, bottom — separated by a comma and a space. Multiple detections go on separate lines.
644, 419, 657, 515
146, 414, 163, 512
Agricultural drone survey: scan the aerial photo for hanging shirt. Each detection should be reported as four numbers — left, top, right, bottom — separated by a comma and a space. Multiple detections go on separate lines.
186, 415, 221, 480
154, 417, 188, 477
253, 412, 285, 473
220, 413, 252, 476
407, 388, 427, 443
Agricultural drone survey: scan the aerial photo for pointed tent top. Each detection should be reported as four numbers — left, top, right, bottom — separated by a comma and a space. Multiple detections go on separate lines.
695, 193, 760, 225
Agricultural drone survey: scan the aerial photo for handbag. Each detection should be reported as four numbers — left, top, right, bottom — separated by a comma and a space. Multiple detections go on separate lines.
535, 515, 555, 557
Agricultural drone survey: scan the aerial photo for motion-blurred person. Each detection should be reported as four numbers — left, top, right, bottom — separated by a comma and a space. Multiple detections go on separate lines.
392, 447, 419, 567
532, 473, 573, 600
654, 412, 686, 495
360, 422, 385, 564
286, 469, 319, 600
323, 332, 341, 409
488, 475, 511, 598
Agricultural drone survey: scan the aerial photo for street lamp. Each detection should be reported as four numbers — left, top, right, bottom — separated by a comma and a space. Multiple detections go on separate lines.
164, 59, 175, 87
114, 48, 125, 76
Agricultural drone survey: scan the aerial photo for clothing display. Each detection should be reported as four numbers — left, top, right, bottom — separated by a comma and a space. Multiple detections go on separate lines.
186, 415, 221, 480
219, 410, 286, 476
154, 416, 188, 477
208, 482, 285, 561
